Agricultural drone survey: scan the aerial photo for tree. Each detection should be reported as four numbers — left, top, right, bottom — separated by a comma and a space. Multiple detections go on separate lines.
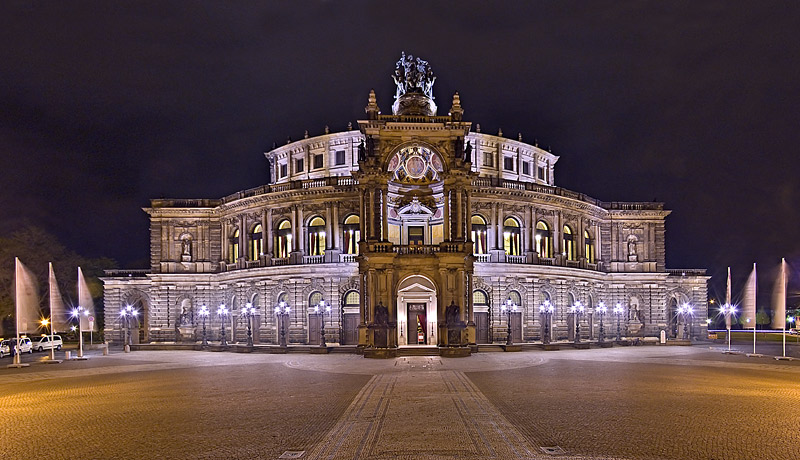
0, 226, 116, 336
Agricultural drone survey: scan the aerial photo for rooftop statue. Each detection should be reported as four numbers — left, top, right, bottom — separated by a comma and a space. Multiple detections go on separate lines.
391, 52, 438, 116
392, 52, 436, 100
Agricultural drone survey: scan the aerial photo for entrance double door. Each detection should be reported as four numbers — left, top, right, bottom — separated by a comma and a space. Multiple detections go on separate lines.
407, 303, 427, 345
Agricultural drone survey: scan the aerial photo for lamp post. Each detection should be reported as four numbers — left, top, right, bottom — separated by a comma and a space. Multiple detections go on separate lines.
613, 303, 624, 342
242, 303, 257, 347
70, 306, 88, 358
788, 316, 796, 345
198, 305, 209, 347
501, 297, 518, 346
217, 304, 229, 347
314, 299, 331, 347
596, 302, 607, 344
720, 303, 736, 351
119, 304, 138, 353
540, 300, 554, 345
677, 303, 694, 340
570, 301, 585, 344
275, 301, 290, 347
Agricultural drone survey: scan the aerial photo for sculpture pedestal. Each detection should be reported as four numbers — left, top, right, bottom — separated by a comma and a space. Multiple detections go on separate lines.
177, 326, 195, 343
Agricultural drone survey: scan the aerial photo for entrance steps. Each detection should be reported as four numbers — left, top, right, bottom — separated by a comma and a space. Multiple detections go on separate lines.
397, 346, 440, 357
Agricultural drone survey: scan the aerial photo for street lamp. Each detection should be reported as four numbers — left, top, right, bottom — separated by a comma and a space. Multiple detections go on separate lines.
596, 302, 607, 344
275, 301, 290, 347
570, 301, 585, 344
677, 303, 694, 340
501, 297, 518, 346
540, 300, 554, 345
242, 303, 257, 347
613, 303, 624, 342
314, 299, 332, 347
719, 303, 736, 351
198, 305, 210, 347
70, 306, 89, 358
119, 304, 139, 353
217, 304, 229, 347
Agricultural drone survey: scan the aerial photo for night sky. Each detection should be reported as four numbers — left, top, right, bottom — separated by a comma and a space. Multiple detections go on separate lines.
2, 1, 799, 301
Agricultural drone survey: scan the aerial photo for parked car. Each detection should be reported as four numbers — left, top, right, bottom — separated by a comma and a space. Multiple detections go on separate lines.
0, 337, 32, 357
32, 335, 63, 352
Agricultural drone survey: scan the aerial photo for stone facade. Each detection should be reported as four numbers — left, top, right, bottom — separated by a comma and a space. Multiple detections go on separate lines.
103, 57, 708, 351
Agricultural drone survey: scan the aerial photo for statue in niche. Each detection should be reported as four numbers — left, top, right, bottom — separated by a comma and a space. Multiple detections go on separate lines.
446, 301, 460, 325
374, 302, 389, 326
179, 304, 193, 327
358, 139, 366, 162
181, 237, 192, 262
627, 237, 638, 262
464, 141, 473, 163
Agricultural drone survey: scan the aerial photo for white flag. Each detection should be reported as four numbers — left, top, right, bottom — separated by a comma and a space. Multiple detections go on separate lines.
725, 267, 732, 329
741, 263, 757, 329
48, 263, 69, 332
77, 267, 96, 331
15, 258, 40, 334
771, 259, 786, 330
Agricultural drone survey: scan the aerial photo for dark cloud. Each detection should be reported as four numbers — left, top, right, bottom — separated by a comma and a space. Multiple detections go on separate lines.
2, 1, 799, 296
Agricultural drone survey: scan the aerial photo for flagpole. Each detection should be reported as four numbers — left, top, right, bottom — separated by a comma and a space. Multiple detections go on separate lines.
753, 263, 757, 355
14, 258, 21, 366
49, 264, 55, 361
78, 267, 84, 359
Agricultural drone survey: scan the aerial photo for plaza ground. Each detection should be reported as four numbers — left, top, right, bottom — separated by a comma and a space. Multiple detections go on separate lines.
1, 342, 798, 460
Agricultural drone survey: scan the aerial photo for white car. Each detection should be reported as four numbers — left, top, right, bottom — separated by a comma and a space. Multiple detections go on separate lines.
0, 337, 32, 358
32, 335, 63, 352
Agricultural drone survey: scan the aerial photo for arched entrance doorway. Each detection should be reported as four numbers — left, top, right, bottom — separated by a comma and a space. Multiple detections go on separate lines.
396, 275, 438, 346
122, 289, 151, 344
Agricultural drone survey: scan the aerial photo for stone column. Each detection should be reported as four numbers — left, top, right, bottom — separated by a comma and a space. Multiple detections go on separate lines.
465, 189, 472, 243
265, 208, 273, 256
359, 189, 366, 237
238, 215, 246, 262
443, 188, 450, 241
297, 206, 305, 254
381, 187, 388, 242
221, 222, 228, 262
325, 203, 333, 250
496, 204, 504, 249
369, 188, 376, 239
456, 187, 463, 240
332, 202, 340, 250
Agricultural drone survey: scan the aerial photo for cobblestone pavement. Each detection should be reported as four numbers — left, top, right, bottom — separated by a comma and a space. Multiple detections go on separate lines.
1, 346, 798, 459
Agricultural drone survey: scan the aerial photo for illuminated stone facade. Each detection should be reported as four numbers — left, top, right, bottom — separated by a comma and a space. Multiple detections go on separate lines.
103, 57, 708, 353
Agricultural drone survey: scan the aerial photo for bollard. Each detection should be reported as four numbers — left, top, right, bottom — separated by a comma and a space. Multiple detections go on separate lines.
65, 351, 71, 360
103, 342, 109, 356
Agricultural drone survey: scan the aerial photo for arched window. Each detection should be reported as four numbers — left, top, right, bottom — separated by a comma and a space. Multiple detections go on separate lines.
473, 290, 489, 306
584, 230, 595, 263
535, 220, 553, 259
508, 290, 522, 307
344, 290, 360, 306
535, 221, 553, 258
343, 214, 360, 255
471, 215, 488, 255
503, 217, 521, 256
275, 220, 292, 258
563, 225, 576, 261
249, 224, 263, 261
308, 216, 326, 256
228, 228, 240, 263
309, 291, 323, 309
277, 292, 288, 305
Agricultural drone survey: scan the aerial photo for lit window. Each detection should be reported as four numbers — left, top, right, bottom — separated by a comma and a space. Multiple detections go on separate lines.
503, 217, 521, 256
471, 215, 488, 255
228, 228, 240, 263
473, 290, 488, 306
535, 221, 552, 258
249, 224, 263, 261
308, 217, 326, 256
275, 220, 292, 258
344, 290, 359, 306
343, 214, 360, 255
563, 225, 576, 261
584, 230, 595, 263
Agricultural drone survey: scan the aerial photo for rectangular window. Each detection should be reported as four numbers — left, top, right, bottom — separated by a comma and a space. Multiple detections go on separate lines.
484, 152, 493, 167
313, 154, 324, 169
408, 226, 424, 245
538, 166, 545, 180
280, 164, 288, 178
522, 161, 530, 176
335, 150, 346, 165
296, 158, 304, 172
503, 156, 514, 171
